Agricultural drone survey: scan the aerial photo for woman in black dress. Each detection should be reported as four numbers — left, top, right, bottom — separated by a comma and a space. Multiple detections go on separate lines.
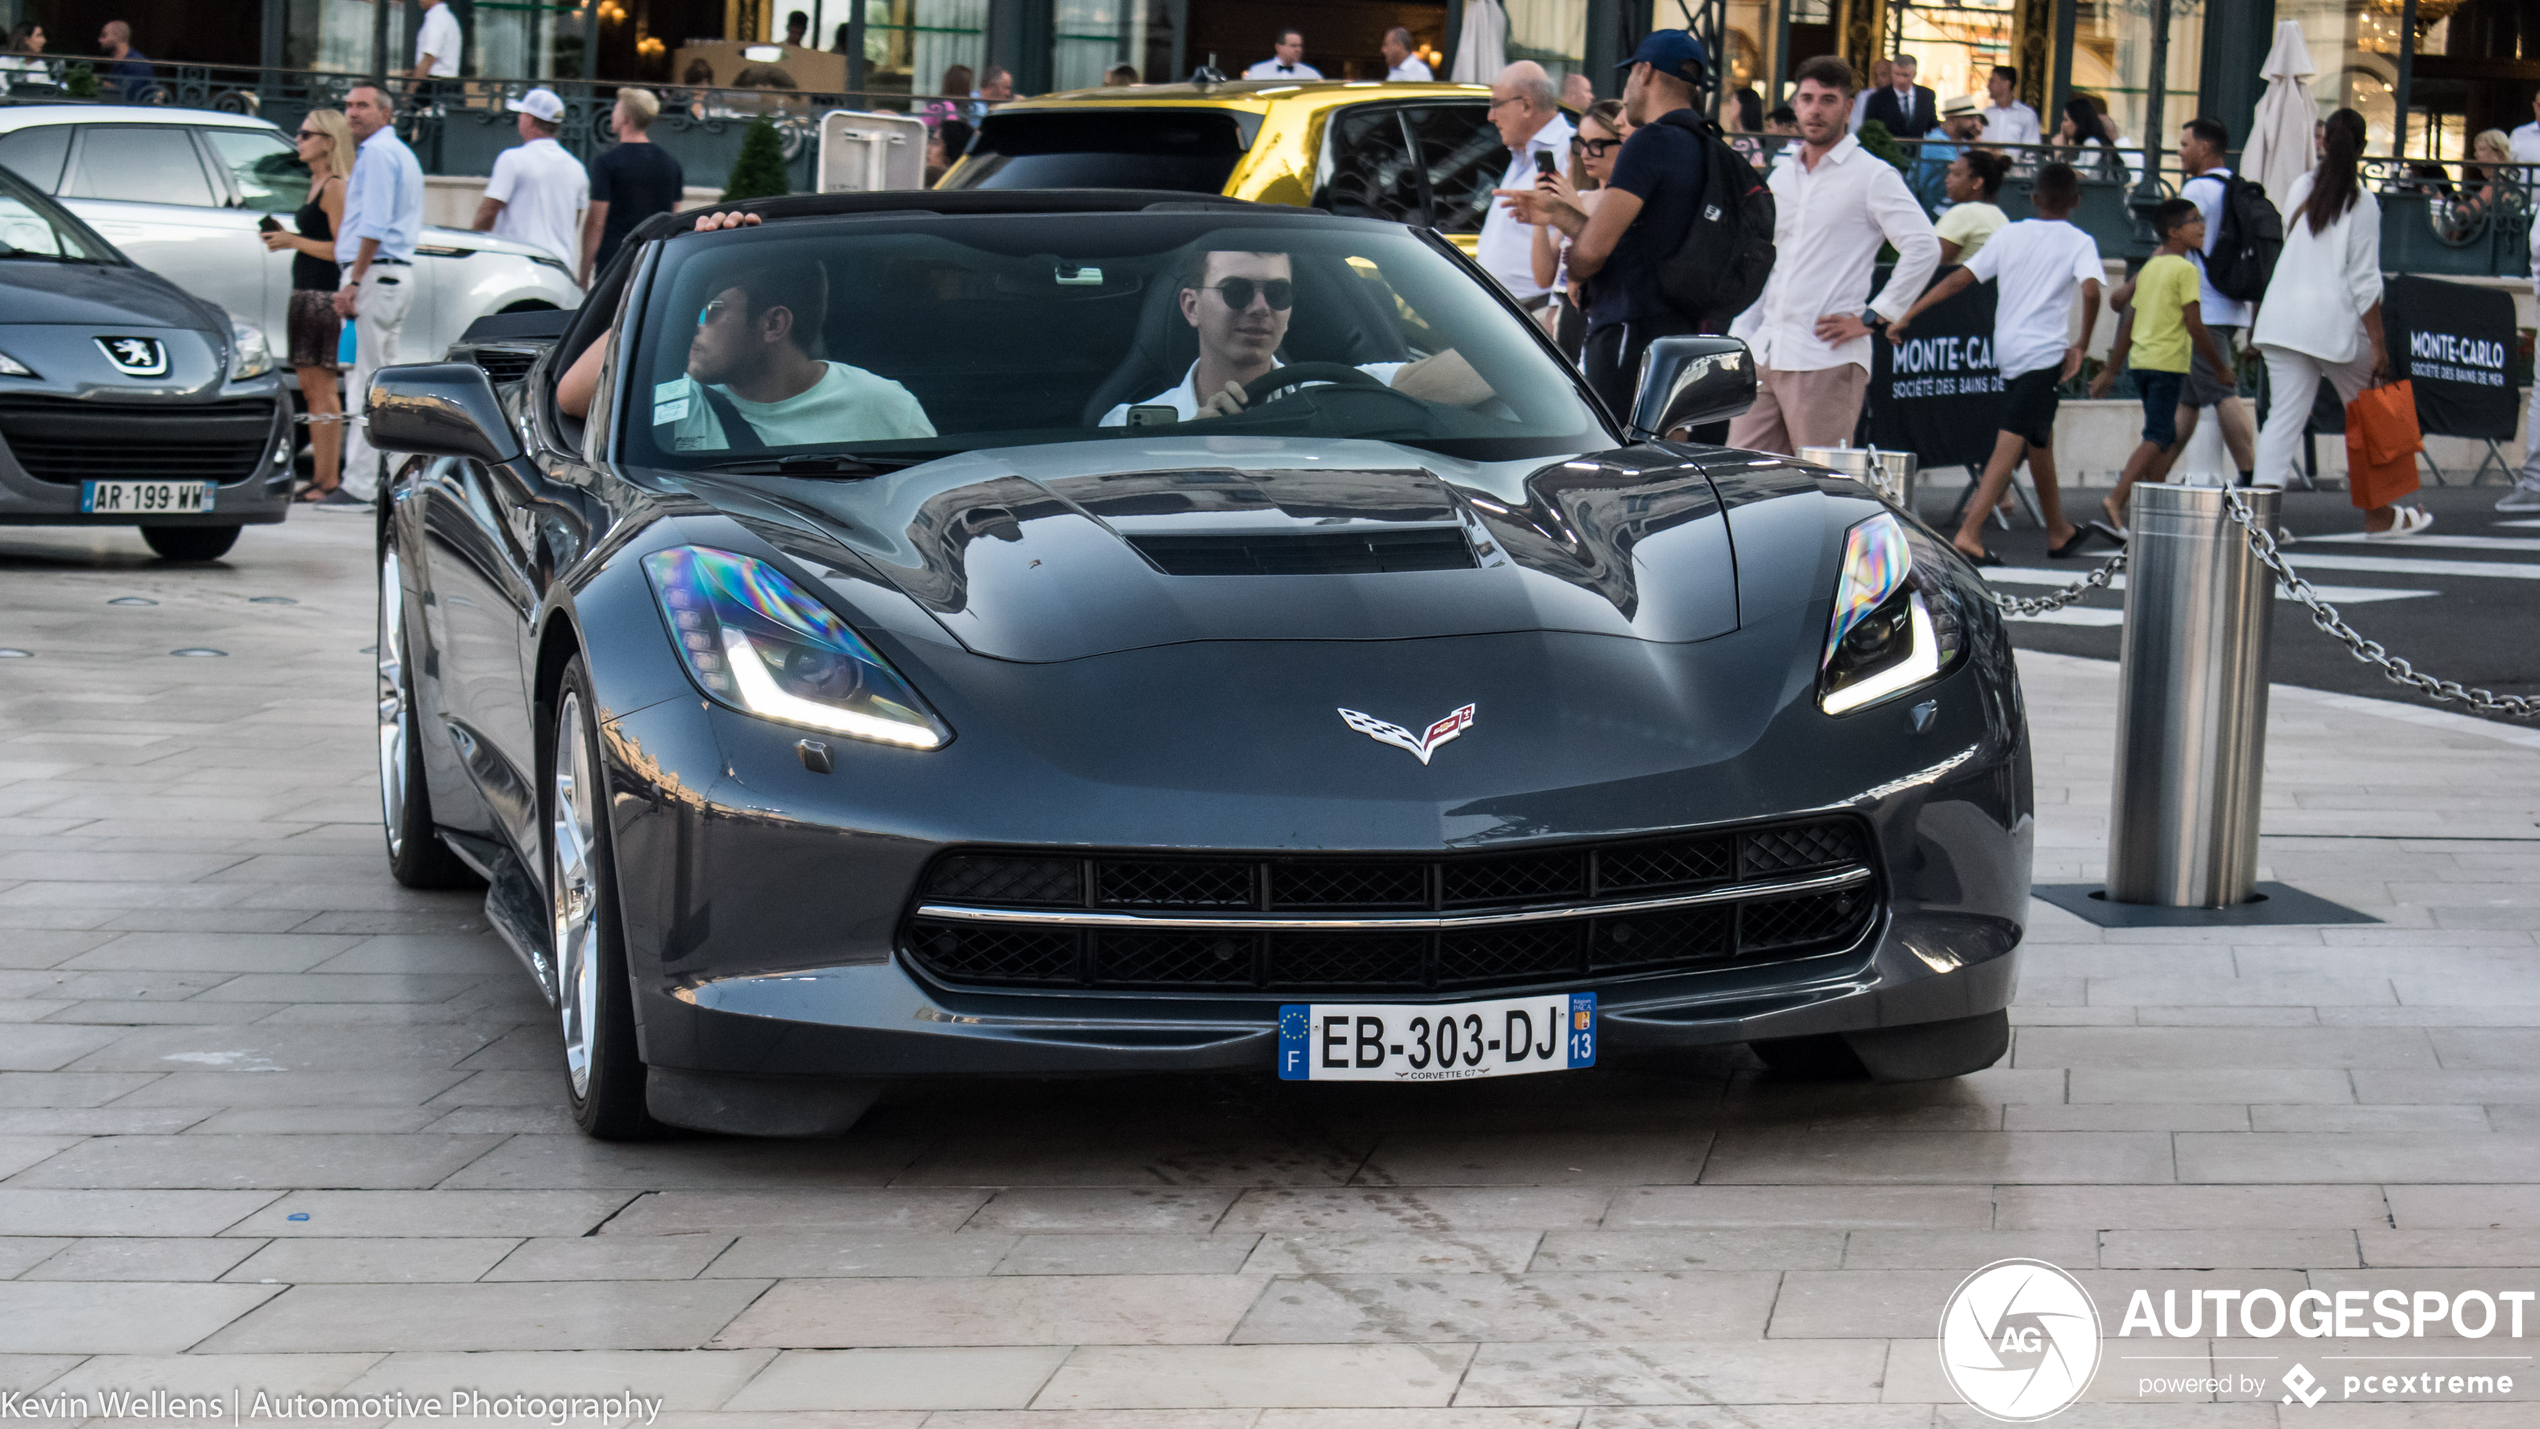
259, 109, 351, 500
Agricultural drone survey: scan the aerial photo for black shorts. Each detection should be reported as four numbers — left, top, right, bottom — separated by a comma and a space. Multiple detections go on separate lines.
1998, 365, 2061, 447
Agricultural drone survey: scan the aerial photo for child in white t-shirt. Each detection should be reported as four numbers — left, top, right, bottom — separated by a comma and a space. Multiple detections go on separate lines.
1889, 161, 2106, 565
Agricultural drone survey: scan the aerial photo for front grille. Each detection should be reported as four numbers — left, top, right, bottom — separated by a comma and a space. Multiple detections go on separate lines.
0, 397, 278, 485
901, 818, 1879, 993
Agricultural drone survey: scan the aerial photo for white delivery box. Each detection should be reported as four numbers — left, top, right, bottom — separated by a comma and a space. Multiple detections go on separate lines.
817, 110, 929, 193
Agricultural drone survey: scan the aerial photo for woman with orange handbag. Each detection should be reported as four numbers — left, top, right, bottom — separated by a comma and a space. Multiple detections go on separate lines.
2250, 107, 2431, 537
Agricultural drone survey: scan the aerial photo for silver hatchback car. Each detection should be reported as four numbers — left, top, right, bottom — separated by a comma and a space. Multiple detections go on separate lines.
0, 105, 582, 382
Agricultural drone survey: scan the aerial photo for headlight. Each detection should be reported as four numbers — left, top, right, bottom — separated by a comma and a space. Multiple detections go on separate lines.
643, 546, 950, 750
1819, 511, 1966, 715
228, 314, 273, 380
0, 348, 34, 378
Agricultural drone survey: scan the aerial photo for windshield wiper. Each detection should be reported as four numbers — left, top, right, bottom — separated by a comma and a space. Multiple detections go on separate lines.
695, 453, 916, 477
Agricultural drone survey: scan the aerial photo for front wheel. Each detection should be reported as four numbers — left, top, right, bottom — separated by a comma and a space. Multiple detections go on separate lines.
549, 656, 658, 1139
377, 529, 477, 889
142, 524, 240, 561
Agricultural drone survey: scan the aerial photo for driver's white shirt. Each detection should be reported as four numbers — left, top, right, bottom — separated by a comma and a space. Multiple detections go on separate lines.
1099, 357, 1408, 426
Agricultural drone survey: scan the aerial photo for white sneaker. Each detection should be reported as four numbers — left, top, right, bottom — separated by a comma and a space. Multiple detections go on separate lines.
2365, 506, 2435, 540
2497, 483, 2540, 512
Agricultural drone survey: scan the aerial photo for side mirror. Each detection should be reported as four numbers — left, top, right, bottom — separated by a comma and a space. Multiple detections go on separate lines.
365, 361, 522, 466
1627, 336, 1756, 442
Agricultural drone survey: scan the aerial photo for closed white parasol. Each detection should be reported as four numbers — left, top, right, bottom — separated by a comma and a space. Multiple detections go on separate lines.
2241, 19, 2320, 216
1451, 0, 1509, 84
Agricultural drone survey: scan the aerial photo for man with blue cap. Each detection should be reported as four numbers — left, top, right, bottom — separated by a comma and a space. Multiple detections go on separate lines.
1494, 29, 1711, 417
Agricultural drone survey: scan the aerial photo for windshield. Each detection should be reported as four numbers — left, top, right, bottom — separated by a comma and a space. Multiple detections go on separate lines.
619, 212, 1611, 469
942, 110, 1252, 193
0, 164, 117, 264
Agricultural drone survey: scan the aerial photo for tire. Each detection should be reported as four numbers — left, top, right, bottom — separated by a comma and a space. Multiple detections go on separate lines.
376, 523, 478, 890
549, 655, 659, 1139
142, 524, 241, 561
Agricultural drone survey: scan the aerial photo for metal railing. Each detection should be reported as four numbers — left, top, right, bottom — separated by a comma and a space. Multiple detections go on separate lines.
0, 54, 966, 194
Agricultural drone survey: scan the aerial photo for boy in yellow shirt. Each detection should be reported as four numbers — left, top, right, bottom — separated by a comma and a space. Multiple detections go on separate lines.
2088, 197, 2236, 535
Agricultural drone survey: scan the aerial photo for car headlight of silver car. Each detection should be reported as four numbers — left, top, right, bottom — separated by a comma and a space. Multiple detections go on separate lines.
1819, 511, 1967, 716
643, 545, 951, 750
228, 313, 273, 380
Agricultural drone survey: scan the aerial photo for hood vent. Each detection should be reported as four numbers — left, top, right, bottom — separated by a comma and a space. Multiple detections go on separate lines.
1128, 527, 1475, 576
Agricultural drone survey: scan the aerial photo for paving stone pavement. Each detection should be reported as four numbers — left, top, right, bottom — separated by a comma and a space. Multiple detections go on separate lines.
1, 517, 2536, 1427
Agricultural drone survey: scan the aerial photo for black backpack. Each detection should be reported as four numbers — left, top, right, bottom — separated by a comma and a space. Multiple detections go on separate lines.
1649, 111, 1776, 328
2202, 173, 2282, 304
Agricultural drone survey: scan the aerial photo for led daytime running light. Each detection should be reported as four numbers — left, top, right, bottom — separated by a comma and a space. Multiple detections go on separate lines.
1821, 592, 1942, 715
643, 545, 948, 751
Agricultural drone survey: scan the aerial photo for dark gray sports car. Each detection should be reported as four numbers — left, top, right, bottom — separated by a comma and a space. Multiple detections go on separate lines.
366, 191, 2030, 1139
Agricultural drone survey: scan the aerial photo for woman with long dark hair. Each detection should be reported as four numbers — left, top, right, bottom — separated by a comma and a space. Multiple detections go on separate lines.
2056, 95, 2122, 181
2250, 107, 2427, 536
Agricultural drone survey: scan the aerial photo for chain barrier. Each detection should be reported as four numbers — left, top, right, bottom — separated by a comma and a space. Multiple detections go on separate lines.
1985, 552, 2128, 616
2217, 488, 2540, 719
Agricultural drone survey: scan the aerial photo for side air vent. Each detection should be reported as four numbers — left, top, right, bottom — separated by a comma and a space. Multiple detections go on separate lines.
1129, 528, 1474, 576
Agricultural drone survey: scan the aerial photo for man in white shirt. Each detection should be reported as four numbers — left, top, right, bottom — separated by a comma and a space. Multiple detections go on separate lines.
1728, 55, 1940, 456
2174, 116, 2257, 485
1980, 65, 2041, 149
1244, 29, 1321, 81
474, 87, 589, 270
1099, 249, 1486, 425
1847, 58, 1890, 134
658, 260, 935, 450
1381, 27, 1431, 83
2509, 89, 2540, 173
409, 0, 460, 112
334, 84, 424, 505
1476, 61, 1572, 308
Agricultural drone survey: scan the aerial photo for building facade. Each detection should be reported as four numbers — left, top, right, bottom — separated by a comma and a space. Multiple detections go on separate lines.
0, 0, 2529, 158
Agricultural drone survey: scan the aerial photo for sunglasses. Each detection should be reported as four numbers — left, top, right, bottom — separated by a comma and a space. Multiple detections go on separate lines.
295, 129, 320, 139
1574, 138, 1620, 157
1203, 277, 1293, 311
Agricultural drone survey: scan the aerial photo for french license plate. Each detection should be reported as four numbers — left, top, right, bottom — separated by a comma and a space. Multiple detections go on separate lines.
1278, 992, 1595, 1082
82, 480, 214, 515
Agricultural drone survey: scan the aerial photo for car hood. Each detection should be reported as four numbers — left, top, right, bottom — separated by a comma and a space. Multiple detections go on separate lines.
685, 438, 1743, 663
0, 260, 213, 329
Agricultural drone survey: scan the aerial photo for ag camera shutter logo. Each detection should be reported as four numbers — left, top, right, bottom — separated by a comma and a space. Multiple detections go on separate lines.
1939, 1258, 2102, 1421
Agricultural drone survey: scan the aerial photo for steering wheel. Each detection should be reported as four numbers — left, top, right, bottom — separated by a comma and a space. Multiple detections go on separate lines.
1242, 362, 1399, 408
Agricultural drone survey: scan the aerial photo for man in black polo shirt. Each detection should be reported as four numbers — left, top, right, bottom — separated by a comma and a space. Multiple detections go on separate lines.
1494, 30, 1708, 418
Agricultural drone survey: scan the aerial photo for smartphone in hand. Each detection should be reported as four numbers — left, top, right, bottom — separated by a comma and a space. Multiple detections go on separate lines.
1533, 150, 1558, 176
257, 216, 283, 233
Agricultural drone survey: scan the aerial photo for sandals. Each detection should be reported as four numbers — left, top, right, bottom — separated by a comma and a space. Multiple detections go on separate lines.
2364, 506, 2434, 540
294, 484, 338, 503
1955, 546, 2005, 567
2048, 526, 2108, 560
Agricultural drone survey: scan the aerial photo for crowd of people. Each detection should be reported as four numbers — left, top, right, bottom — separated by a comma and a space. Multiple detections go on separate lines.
1482, 35, 2449, 553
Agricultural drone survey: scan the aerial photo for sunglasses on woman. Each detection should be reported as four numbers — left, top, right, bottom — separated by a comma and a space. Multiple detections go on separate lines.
1573, 138, 1620, 157
1203, 277, 1293, 311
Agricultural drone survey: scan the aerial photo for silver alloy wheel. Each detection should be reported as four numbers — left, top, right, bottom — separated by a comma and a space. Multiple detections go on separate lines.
376, 543, 409, 862
552, 690, 601, 1099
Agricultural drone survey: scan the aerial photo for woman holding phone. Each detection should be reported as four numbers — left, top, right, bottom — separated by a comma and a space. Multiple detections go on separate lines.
1529, 99, 1628, 361
258, 109, 354, 502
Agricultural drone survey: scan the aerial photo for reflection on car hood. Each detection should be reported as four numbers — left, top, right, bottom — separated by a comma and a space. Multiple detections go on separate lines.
710, 438, 1742, 663
0, 261, 210, 329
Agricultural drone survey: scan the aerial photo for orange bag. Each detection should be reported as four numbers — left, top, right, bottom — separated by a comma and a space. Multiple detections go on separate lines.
2344, 379, 2423, 511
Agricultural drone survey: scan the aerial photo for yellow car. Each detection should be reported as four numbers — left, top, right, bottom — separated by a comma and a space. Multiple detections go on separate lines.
936, 79, 1506, 255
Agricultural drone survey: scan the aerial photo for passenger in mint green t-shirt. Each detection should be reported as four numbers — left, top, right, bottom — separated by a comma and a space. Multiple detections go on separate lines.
653, 261, 934, 452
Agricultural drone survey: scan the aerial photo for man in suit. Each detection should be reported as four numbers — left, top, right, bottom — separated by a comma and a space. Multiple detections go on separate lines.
1860, 53, 1938, 139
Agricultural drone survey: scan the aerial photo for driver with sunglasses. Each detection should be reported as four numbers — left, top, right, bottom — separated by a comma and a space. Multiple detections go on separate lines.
1098, 249, 1488, 426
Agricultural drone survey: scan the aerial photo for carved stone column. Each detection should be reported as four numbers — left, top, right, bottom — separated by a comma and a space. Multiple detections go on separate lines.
2011, 0, 2055, 112
1839, 0, 1886, 77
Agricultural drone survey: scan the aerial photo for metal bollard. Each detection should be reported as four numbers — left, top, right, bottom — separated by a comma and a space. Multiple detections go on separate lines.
2104, 483, 2280, 908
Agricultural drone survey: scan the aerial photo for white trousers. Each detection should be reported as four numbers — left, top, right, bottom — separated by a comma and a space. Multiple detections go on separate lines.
340, 267, 415, 501
2253, 342, 2376, 489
